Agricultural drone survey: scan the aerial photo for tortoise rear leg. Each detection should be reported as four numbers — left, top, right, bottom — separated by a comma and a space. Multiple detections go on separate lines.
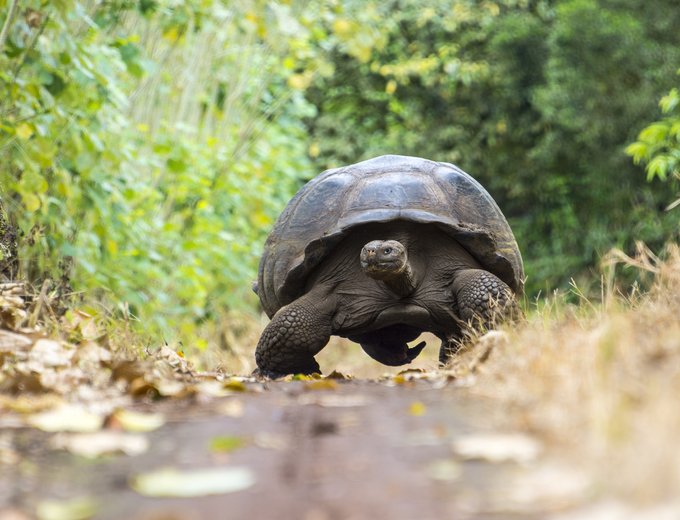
255, 292, 336, 378
451, 268, 516, 330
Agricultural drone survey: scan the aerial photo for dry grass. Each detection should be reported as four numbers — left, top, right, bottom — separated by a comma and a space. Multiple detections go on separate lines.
450, 244, 680, 503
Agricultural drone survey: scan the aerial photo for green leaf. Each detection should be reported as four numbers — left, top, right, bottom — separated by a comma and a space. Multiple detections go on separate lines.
209, 435, 247, 453
647, 155, 670, 181
624, 142, 648, 163
21, 193, 42, 212
15, 122, 34, 140
639, 123, 669, 144
659, 88, 679, 113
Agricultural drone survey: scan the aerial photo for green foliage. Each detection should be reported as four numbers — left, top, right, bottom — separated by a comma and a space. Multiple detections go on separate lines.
626, 81, 680, 185
300, 0, 680, 295
1, 0, 679, 345
0, 0, 314, 338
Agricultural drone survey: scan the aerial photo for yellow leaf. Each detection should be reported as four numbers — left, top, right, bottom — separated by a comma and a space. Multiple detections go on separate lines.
385, 79, 397, 95
287, 73, 312, 90
408, 401, 427, 416
162, 26, 180, 43
136, 123, 149, 133
392, 374, 409, 385
106, 239, 118, 255
308, 142, 320, 158
223, 379, 247, 392
22, 193, 41, 212
15, 122, 34, 140
252, 211, 271, 227
332, 19, 352, 36
304, 379, 338, 391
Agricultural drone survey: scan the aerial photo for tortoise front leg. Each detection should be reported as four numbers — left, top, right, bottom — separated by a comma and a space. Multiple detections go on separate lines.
255, 292, 336, 378
451, 268, 516, 330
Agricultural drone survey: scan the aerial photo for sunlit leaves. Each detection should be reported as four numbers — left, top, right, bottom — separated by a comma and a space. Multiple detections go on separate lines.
15, 123, 34, 140
627, 83, 680, 184
0, 0, 316, 342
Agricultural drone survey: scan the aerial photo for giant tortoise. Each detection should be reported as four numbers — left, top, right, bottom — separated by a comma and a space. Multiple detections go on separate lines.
254, 155, 523, 377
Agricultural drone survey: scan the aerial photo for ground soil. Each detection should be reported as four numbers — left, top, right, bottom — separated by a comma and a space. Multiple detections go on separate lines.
0, 377, 566, 520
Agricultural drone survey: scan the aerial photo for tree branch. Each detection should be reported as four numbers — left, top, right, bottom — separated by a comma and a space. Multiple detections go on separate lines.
0, 0, 20, 51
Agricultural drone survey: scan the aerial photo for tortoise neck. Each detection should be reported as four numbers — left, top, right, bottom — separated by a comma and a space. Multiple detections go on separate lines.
380, 263, 416, 297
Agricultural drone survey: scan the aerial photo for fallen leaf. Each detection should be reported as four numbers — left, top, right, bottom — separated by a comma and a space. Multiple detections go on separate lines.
223, 379, 248, 392
130, 467, 255, 497
0, 330, 33, 352
485, 464, 590, 513
73, 341, 112, 365
35, 497, 97, 520
408, 401, 427, 416
304, 379, 338, 391
156, 345, 193, 374
195, 380, 233, 397
551, 500, 680, 520
426, 459, 462, 481
217, 399, 245, 417
392, 374, 407, 385
297, 394, 370, 407
0, 394, 63, 414
154, 379, 190, 398
113, 409, 165, 433
28, 339, 73, 368
253, 432, 288, 450
51, 431, 148, 458
289, 374, 310, 381
209, 436, 247, 453
452, 433, 542, 464
27, 405, 104, 433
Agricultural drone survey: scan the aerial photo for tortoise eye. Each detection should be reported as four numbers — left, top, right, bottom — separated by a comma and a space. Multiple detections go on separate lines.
383, 248, 392, 255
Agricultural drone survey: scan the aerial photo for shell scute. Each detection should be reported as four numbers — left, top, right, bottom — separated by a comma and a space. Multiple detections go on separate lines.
257, 155, 523, 317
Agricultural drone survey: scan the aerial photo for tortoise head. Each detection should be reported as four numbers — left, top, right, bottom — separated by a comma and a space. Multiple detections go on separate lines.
360, 240, 409, 281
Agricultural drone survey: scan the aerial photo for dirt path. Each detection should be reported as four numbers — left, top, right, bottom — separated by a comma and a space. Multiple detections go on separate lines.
1, 377, 577, 520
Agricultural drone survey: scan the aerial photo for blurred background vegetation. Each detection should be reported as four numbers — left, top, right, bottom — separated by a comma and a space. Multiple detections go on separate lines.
0, 0, 678, 348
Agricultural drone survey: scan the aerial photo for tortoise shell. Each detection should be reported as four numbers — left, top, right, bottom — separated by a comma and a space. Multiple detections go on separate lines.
256, 155, 524, 317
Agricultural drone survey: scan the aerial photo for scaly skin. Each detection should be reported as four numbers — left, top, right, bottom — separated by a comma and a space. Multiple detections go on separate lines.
452, 268, 515, 329
254, 292, 334, 378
